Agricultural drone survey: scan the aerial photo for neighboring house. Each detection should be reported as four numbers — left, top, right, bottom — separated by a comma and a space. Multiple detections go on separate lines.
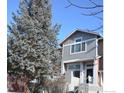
60, 29, 103, 92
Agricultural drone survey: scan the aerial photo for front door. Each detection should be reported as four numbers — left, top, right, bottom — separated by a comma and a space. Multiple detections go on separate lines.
86, 68, 93, 83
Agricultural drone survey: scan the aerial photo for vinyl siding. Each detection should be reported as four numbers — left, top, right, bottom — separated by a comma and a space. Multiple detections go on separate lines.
62, 39, 96, 61
63, 31, 97, 45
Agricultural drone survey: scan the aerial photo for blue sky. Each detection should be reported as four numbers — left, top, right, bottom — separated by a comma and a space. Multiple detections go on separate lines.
7, 0, 103, 42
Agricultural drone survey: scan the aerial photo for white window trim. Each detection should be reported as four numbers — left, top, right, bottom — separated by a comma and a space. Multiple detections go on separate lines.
70, 41, 87, 55
63, 58, 94, 64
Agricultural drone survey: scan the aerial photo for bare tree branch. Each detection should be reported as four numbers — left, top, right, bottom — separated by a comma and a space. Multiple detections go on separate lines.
65, 0, 103, 32
65, 4, 72, 8
66, 0, 103, 9
94, 16, 103, 20
81, 10, 103, 16
89, 0, 98, 6
89, 25, 103, 31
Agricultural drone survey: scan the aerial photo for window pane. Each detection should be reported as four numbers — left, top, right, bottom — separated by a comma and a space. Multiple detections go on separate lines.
75, 38, 81, 42
75, 44, 81, 52
75, 64, 80, 69
71, 42, 86, 53
71, 45, 74, 53
68, 65, 73, 69
68, 64, 80, 69
73, 71, 80, 78
82, 42, 85, 51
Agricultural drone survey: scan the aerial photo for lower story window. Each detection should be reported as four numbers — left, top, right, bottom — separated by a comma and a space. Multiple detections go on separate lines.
73, 71, 80, 78
68, 64, 80, 69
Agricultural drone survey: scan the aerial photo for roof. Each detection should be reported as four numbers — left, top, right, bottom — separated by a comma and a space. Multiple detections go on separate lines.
60, 29, 101, 46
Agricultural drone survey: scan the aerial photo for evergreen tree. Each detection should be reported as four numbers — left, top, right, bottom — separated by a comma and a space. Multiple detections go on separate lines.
7, 0, 61, 92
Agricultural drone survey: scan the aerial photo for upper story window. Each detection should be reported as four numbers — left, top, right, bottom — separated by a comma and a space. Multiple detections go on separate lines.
71, 42, 86, 53
71, 37, 86, 54
75, 37, 82, 42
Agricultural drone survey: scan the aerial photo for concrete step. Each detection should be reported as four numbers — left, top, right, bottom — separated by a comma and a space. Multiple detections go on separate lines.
78, 84, 103, 93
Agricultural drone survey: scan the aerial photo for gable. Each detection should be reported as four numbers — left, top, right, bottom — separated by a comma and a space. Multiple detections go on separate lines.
61, 31, 99, 46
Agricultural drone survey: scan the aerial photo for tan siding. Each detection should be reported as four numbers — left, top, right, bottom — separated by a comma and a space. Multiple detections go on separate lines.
99, 57, 103, 70
98, 39, 103, 56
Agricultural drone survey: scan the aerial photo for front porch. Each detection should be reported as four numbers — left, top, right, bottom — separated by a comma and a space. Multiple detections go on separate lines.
63, 59, 102, 92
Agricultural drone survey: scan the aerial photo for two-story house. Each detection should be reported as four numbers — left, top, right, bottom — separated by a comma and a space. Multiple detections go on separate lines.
60, 29, 103, 92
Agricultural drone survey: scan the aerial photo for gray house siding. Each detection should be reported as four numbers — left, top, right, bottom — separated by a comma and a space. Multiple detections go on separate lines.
62, 39, 96, 61
63, 31, 97, 45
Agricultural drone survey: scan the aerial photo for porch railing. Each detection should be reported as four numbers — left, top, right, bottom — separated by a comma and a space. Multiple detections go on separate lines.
73, 77, 103, 93
74, 84, 103, 93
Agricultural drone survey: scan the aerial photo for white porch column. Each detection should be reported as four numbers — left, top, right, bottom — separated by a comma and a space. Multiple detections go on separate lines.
61, 62, 65, 74
93, 59, 99, 85
80, 63, 84, 84
100, 71, 103, 86
93, 38, 99, 85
